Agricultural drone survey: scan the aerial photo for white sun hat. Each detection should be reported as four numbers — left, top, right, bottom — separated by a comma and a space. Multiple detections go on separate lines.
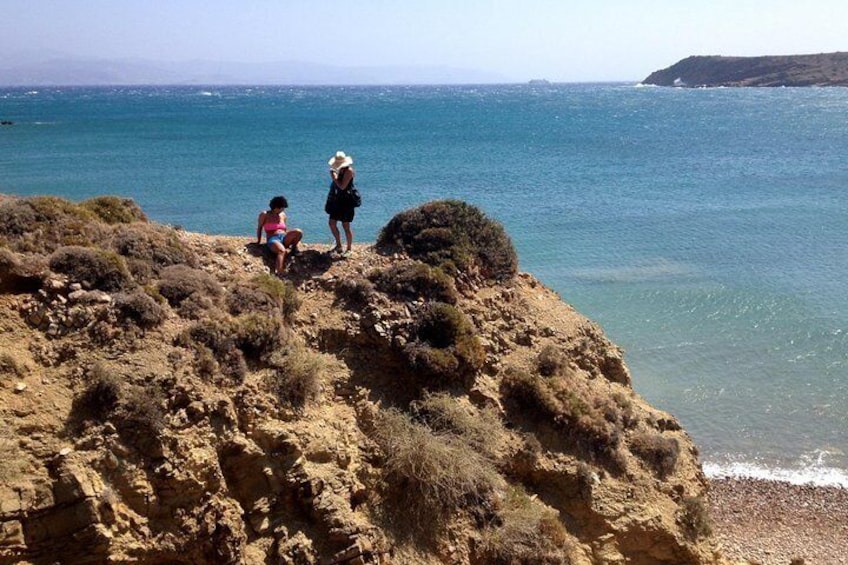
328, 150, 354, 171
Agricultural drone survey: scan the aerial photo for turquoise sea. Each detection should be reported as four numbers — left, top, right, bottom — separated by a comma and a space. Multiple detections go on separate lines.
2, 84, 847, 486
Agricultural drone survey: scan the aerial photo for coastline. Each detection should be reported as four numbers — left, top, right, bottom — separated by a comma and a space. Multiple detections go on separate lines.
709, 477, 848, 564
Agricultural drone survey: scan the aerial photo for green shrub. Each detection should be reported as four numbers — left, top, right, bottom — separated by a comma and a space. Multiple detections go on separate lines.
370, 262, 457, 304
267, 346, 323, 408
157, 264, 222, 308
377, 200, 517, 281
372, 409, 502, 520
179, 318, 246, 381
630, 431, 680, 478
80, 196, 147, 225
403, 303, 484, 384
113, 291, 166, 329
49, 246, 133, 292
478, 487, 575, 565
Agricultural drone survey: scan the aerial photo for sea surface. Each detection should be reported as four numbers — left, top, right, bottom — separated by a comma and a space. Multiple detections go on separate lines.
2, 83, 847, 486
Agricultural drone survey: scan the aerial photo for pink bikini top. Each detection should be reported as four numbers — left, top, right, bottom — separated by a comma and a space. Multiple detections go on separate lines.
263, 221, 286, 235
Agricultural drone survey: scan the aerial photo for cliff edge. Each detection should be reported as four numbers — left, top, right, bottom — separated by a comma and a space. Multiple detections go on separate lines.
642, 52, 848, 87
0, 195, 740, 564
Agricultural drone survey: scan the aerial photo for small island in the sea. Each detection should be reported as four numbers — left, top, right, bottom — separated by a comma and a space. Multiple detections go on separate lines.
642, 51, 848, 87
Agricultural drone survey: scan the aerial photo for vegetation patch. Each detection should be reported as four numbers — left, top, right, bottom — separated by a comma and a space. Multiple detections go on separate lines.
377, 200, 517, 281
410, 392, 507, 460
477, 487, 575, 565
501, 367, 626, 470
49, 245, 134, 292
0, 195, 108, 253
227, 274, 300, 322
679, 495, 713, 539
369, 261, 457, 304
113, 290, 166, 329
157, 264, 222, 317
267, 345, 324, 409
111, 223, 198, 279
372, 409, 503, 523
630, 431, 680, 478
403, 302, 484, 385
80, 195, 148, 225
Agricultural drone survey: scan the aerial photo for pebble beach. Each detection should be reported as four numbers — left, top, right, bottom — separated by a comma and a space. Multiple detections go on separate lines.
709, 477, 848, 565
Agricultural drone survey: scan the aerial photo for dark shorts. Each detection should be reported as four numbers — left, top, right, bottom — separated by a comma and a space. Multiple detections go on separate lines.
329, 205, 355, 223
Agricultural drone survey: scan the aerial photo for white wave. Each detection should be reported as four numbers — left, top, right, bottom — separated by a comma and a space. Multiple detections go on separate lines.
704, 450, 848, 488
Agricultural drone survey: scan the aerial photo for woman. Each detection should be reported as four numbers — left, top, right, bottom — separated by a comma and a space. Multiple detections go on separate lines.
325, 151, 357, 257
256, 195, 303, 275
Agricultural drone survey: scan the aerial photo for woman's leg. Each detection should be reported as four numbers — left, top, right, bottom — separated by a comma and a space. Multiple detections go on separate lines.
270, 241, 287, 274
328, 218, 342, 250
342, 222, 353, 251
283, 229, 303, 249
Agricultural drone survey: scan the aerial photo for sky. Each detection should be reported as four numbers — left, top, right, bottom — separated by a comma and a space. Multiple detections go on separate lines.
4, 0, 848, 82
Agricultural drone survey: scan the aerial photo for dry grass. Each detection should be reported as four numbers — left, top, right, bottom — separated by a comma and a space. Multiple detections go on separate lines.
478, 487, 576, 564
267, 345, 324, 409
0, 428, 28, 484
411, 391, 508, 460
372, 409, 503, 522
679, 495, 713, 539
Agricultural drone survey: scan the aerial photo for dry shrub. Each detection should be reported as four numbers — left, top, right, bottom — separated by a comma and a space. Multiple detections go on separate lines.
267, 345, 323, 408
403, 302, 484, 385
478, 487, 575, 565
501, 367, 625, 470
157, 264, 222, 312
536, 344, 572, 378
74, 364, 122, 421
334, 277, 375, 306
179, 313, 285, 381
679, 496, 712, 539
49, 246, 134, 292
370, 262, 457, 304
373, 409, 503, 522
113, 290, 166, 329
411, 392, 507, 460
0, 248, 45, 293
630, 431, 680, 478
377, 200, 517, 281
0, 195, 108, 253
227, 274, 299, 322
80, 195, 147, 225
111, 223, 197, 278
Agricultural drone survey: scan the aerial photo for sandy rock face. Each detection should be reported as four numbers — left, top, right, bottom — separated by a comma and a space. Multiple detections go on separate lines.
0, 195, 731, 565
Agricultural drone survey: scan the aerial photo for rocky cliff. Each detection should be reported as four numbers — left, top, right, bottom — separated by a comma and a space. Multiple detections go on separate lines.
642, 52, 848, 87
0, 195, 738, 564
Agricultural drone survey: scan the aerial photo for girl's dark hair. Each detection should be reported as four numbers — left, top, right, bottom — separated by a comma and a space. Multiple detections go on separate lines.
269, 196, 288, 210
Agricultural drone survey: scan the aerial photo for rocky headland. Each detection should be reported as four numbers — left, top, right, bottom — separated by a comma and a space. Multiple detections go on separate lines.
0, 193, 817, 564
642, 52, 848, 87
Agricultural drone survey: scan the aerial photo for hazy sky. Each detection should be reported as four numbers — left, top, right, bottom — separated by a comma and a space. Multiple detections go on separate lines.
5, 0, 847, 82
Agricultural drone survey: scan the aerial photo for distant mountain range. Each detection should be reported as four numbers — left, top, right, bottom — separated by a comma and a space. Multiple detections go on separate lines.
0, 55, 508, 86
642, 52, 848, 87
